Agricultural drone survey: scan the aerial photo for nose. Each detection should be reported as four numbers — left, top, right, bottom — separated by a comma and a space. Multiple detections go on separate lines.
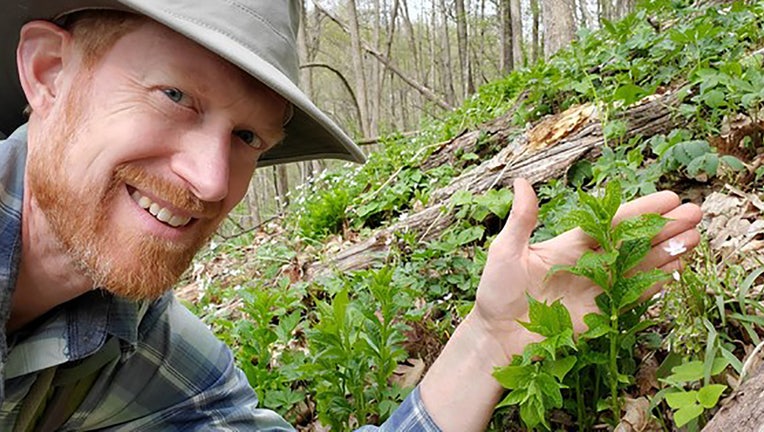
171, 128, 230, 203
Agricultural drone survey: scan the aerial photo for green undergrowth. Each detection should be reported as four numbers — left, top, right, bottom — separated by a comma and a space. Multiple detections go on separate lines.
184, 1, 764, 430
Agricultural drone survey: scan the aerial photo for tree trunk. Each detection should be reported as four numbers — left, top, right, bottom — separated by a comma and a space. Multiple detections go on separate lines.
347, 0, 370, 137
309, 90, 684, 276
313, 0, 454, 111
438, 0, 456, 106
703, 364, 764, 431
500, 0, 513, 74
370, 0, 381, 137
510, 0, 523, 68
599, 0, 613, 22
454, 0, 474, 96
272, 165, 290, 210
531, 0, 541, 63
542, 0, 576, 59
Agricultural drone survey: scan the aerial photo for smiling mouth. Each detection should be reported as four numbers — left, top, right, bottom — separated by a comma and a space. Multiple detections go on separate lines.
130, 189, 193, 228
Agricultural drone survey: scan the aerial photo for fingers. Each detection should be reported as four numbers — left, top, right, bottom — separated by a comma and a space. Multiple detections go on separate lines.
649, 202, 703, 245
635, 227, 701, 273
639, 259, 685, 301
495, 178, 538, 250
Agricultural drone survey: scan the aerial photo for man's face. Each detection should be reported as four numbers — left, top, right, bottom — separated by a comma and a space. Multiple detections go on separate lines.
26, 19, 288, 300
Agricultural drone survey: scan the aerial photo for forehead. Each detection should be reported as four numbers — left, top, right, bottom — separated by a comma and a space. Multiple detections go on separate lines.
95, 18, 287, 107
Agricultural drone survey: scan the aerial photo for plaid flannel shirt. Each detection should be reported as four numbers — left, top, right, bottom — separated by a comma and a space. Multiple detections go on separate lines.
0, 125, 441, 431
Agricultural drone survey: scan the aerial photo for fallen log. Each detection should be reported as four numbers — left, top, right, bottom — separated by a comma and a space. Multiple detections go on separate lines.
702, 363, 764, 431
308, 91, 684, 276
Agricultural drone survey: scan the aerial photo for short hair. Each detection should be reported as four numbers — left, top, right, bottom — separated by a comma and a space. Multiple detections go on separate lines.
23, 10, 145, 116
60, 10, 147, 68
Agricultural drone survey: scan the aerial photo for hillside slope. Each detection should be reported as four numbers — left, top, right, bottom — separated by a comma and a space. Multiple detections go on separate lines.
182, 1, 764, 430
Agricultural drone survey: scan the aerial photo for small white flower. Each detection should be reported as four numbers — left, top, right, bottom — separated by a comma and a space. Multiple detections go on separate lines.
672, 270, 681, 281
663, 238, 687, 257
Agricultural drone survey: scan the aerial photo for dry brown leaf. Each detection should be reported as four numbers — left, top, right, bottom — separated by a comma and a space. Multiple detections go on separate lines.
391, 358, 426, 389
615, 397, 661, 432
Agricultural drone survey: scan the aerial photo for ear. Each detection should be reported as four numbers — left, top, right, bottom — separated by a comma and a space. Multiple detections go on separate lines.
16, 21, 74, 116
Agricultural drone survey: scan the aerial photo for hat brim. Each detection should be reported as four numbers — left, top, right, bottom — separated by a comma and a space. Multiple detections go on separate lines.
1, 0, 366, 167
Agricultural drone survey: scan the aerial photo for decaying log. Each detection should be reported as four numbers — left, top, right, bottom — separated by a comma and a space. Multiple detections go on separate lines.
308, 91, 683, 276
703, 364, 764, 431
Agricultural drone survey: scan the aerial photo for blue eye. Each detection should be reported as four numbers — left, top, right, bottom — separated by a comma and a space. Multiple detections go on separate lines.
163, 88, 185, 103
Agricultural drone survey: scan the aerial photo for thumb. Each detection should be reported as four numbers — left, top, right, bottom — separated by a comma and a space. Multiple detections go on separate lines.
498, 178, 538, 247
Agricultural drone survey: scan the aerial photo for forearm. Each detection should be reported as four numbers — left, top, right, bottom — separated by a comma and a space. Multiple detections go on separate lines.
418, 311, 527, 432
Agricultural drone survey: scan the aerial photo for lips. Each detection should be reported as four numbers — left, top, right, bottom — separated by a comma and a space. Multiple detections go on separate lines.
130, 190, 193, 228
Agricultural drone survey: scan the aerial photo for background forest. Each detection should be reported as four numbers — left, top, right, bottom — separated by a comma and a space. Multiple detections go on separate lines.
180, 0, 764, 430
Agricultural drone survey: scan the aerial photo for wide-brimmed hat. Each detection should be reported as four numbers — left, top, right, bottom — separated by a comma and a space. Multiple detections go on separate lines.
0, 0, 365, 167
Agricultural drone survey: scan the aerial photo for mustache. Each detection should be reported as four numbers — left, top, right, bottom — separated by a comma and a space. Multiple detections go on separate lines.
113, 165, 221, 219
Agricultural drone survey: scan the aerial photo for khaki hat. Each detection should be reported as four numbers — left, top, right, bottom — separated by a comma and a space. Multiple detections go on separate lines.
0, 0, 366, 167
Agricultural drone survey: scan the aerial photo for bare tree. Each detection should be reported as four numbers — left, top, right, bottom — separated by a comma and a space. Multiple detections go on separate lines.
347, 0, 371, 137
542, 0, 576, 59
531, 0, 541, 63
510, 0, 523, 68
455, 0, 474, 96
500, 0, 513, 74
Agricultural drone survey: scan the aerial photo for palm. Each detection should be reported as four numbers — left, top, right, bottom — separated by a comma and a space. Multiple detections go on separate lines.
472, 179, 702, 358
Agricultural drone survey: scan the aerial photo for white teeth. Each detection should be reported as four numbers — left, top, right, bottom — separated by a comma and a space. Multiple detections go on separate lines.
149, 203, 161, 216
130, 190, 192, 228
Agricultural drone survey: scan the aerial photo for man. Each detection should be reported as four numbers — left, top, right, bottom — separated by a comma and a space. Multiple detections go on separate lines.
0, 1, 702, 431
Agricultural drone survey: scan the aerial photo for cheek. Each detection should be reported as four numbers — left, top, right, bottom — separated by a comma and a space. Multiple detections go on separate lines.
225, 153, 257, 208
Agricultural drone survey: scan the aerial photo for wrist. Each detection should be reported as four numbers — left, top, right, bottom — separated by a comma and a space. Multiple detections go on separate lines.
463, 307, 537, 365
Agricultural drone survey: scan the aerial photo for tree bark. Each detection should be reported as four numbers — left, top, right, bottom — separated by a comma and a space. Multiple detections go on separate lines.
454, 0, 474, 96
500, 0, 513, 74
542, 0, 576, 59
347, 0, 371, 137
309, 91, 684, 276
531, 0, 541, 63
510, 0, 523, 68
438, 0, 457, 106
703, 364, 764, 431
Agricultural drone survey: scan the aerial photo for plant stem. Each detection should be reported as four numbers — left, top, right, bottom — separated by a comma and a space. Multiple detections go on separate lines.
610, 307, 621, 421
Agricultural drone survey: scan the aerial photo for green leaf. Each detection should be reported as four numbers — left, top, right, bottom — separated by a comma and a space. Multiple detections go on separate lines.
614, 270, 669, 308
721, 155, 746, 171
578, 190, 609, 223
493, 364, 534, 389
697, 384, 726, 409
451, 190, 474, 206
614, 84, 647, 107
700, 88, 726, 108
581, 313, 611, 339
615, 238, 652, 275
668, 361, 705, 383
543, 356, 577, 381
521, 296, 574, 337
665, 390, 699, 409
568, 250, 618, 291
496, 388, 529, 408
602, 180, 622, 221
673, 403, 704, 427
536, 372, 564, 408
614, 213, 667, 243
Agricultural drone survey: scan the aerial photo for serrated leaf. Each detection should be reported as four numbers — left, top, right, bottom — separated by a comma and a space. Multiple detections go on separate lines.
614, 214, 667, 243
570, 250, 618, 290
602, 180, 622, 220
522, 296, 574, 337
697, 384, 726, 409
665, 390, 698, 409
519, 397, 546, 429
543, 356, 577, 381
673, 403, 704, 427
614, 270, 669, 308
578, 190, 609, 223
616, 238, 652, 275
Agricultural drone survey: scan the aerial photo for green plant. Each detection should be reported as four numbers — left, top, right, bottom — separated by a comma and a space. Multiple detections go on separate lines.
656, 359, 729, 429
494, 180, 670, 429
